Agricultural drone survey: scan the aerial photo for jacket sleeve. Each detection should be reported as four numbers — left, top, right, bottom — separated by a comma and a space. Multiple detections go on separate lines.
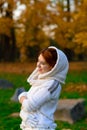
21, 80, 60, 112
21, 87, 51, 112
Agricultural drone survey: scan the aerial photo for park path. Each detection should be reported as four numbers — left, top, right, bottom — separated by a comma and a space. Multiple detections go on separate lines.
0, 62, 87, 74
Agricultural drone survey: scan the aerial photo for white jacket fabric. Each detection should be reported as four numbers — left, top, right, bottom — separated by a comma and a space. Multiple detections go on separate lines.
18, 46, 69, 130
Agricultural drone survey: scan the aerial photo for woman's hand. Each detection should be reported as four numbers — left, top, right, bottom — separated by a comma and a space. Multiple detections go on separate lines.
19, 96, 27, 104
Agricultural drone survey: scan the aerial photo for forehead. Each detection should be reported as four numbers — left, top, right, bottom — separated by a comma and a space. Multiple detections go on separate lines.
38, 54, 46, 61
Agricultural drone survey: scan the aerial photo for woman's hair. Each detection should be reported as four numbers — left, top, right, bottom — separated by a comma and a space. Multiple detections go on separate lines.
39, 47, 57, 68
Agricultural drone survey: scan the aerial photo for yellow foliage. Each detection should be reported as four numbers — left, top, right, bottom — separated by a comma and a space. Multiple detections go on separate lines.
1, 0, 87, 61
74, 32, 87, 47
0, 18, 13, 36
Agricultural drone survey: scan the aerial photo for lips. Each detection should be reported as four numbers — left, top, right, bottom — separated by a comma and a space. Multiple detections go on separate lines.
38, 69, 42, 72
37, 68, 43, 73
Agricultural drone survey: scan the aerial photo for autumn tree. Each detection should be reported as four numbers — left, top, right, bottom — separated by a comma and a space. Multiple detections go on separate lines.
49, 0, 87, 60
16, 0, 87, 61
16, 0, 55, 61
73, 0, 87, 59
0, 0, 17, 61
0, 0, 87, 61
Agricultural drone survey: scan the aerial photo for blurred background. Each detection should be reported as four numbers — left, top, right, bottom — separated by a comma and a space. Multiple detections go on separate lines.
0, 0, 87, 62
0, 0, 87, 130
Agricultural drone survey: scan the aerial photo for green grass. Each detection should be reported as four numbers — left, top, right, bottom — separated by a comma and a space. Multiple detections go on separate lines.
0, 71, 87, 130
66, 70, 87, 84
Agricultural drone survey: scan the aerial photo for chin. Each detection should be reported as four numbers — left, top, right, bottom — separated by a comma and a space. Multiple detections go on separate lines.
39, 72, 43, 74
38, 70, 42, 74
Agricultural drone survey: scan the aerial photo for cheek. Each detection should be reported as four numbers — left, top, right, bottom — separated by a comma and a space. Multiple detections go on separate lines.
43, 66, 52, 72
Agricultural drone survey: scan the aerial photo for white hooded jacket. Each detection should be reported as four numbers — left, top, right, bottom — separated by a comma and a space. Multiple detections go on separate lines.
18, 46, 69, 130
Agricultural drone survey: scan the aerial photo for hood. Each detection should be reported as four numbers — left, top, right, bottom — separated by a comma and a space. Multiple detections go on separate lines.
27, 46, 69, 84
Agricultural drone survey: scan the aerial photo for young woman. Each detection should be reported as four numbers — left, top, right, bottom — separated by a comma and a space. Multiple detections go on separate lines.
18, 46, 69, 130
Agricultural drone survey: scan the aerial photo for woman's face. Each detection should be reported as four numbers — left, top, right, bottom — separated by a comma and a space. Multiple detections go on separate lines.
37, 54, 52, 74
